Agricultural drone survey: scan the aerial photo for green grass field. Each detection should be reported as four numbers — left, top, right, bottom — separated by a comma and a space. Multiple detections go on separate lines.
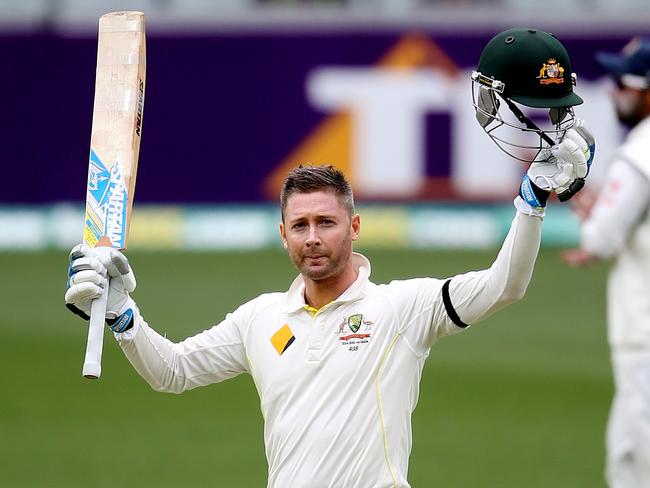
0, 249, 612, 487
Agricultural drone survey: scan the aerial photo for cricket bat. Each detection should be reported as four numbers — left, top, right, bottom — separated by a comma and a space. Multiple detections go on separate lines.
82, 11, 146, 379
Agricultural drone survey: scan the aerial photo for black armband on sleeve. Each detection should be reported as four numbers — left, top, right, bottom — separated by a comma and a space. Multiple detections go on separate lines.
442, 279, 469, 329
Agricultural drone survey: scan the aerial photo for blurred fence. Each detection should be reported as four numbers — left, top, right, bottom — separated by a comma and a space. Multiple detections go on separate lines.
2, 2, 648, 249
0, 203, 580, 250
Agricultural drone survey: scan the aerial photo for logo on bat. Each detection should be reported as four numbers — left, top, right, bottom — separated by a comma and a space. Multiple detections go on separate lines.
88, 151, 110, 199
135, 78, 144, 137
85, 150, 128, 248
105, 161, 127, 247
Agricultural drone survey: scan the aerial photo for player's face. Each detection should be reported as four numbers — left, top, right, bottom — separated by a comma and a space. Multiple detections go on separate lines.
612, 83, 650, 127
280, 190, 360, 282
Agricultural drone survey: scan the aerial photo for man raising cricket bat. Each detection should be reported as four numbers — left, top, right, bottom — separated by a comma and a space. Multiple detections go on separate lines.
67, 11, 145, 379
65, 28, 594, 486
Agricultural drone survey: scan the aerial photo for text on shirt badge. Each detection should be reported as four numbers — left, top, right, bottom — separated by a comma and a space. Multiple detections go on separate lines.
336, 314, 374, 351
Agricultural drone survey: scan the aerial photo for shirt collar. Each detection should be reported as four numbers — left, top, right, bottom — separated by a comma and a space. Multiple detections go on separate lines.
282, 252, 372, 313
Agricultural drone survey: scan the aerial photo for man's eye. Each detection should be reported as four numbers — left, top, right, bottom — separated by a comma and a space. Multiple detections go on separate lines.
321, 219, 334, 226
292, 223, 306, 230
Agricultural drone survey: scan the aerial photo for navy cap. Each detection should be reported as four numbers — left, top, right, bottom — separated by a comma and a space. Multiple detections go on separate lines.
596, 38, 650, 81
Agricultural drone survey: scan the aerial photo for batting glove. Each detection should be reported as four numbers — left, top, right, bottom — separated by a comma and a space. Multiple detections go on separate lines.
519, 120, 595, 209
65, 244, 137, 333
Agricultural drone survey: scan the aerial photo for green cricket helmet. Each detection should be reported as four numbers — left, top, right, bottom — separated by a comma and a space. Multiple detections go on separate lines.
471, 28, 584, 161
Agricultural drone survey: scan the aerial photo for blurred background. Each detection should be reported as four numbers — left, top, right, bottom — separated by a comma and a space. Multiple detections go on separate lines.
1, 0, 648, 486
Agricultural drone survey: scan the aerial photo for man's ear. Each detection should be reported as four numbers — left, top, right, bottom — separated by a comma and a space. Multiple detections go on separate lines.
279, 222, 288, 248
351, 214, 360, 241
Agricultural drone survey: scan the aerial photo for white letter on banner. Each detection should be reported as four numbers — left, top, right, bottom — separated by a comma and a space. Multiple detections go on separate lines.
307, 68, 452, 196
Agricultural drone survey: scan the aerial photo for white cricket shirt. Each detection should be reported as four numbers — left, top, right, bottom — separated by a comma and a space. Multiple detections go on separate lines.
117, 209, 541, 487
582, 116, 650, 348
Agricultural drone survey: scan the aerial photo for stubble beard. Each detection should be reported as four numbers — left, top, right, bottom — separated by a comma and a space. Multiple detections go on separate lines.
617, 111, 643, 128
614, 93, 645, 127
291, 243, 351, 282
297, 254, 339, 281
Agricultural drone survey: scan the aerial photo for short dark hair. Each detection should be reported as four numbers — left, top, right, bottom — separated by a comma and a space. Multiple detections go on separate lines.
280, 165, 354, 219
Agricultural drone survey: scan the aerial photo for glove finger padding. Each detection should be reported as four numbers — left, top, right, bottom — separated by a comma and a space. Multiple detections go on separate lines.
574, 118, 595, 149
105, 249, 136, 293
68, 269, 105, 288
70, 256, 107, 277
69, 243, 93, 262
120, 269, 137, 294
553, 130, 589, 179
554, 162, 574, 188
97, 248, 137, 319
574, 121, 596, 171
65, 245, 137, 322
65, 281, 104, 303
550, 123, 594, 201
521, 120, 595, 207
65, 274, 104, 320
66, 246, 108, 319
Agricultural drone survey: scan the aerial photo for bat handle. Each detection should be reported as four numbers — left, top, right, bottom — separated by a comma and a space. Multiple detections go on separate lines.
82, 280, 108, 379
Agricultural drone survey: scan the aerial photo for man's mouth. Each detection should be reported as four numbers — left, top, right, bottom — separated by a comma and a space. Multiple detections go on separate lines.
304, 255, 326, 261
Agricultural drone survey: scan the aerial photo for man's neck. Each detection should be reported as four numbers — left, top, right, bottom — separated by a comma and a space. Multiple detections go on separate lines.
303, 265, 359, 311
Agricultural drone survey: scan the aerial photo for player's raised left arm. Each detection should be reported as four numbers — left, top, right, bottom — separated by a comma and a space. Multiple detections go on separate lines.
443, 123, 595, 326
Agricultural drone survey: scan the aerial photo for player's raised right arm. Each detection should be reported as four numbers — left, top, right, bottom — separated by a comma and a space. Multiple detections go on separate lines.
116, 310, 249, 393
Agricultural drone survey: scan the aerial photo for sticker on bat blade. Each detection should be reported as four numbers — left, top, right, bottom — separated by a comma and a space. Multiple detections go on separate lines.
83, 215, 103, 247
87, 150, 111, 202
104, 160, 128, 247
84, 149, 129, 249
84, 150, 109, 246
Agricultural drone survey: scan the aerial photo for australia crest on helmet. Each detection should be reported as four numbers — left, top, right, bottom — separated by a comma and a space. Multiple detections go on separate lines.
538, 58, 565, 85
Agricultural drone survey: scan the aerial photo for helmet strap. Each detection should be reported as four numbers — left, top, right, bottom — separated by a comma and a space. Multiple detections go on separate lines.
500, 96, 555, 146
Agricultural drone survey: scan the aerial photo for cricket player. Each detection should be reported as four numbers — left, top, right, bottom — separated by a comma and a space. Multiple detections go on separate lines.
562, 38, 650, 488
66, 28, 594, 487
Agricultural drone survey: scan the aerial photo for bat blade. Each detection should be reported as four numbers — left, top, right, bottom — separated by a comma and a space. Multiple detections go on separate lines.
82, 11, 146, 379
84, 10, 145, 250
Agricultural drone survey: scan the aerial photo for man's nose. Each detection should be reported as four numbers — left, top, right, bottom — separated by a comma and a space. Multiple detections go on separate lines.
305, 225, 321, 246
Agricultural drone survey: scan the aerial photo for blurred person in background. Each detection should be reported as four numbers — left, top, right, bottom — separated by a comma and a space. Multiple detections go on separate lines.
562, 38, 650, 488
65, 28, 594, 487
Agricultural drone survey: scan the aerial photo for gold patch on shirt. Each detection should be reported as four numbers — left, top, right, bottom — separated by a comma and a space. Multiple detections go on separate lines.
270, 324, 295, 355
